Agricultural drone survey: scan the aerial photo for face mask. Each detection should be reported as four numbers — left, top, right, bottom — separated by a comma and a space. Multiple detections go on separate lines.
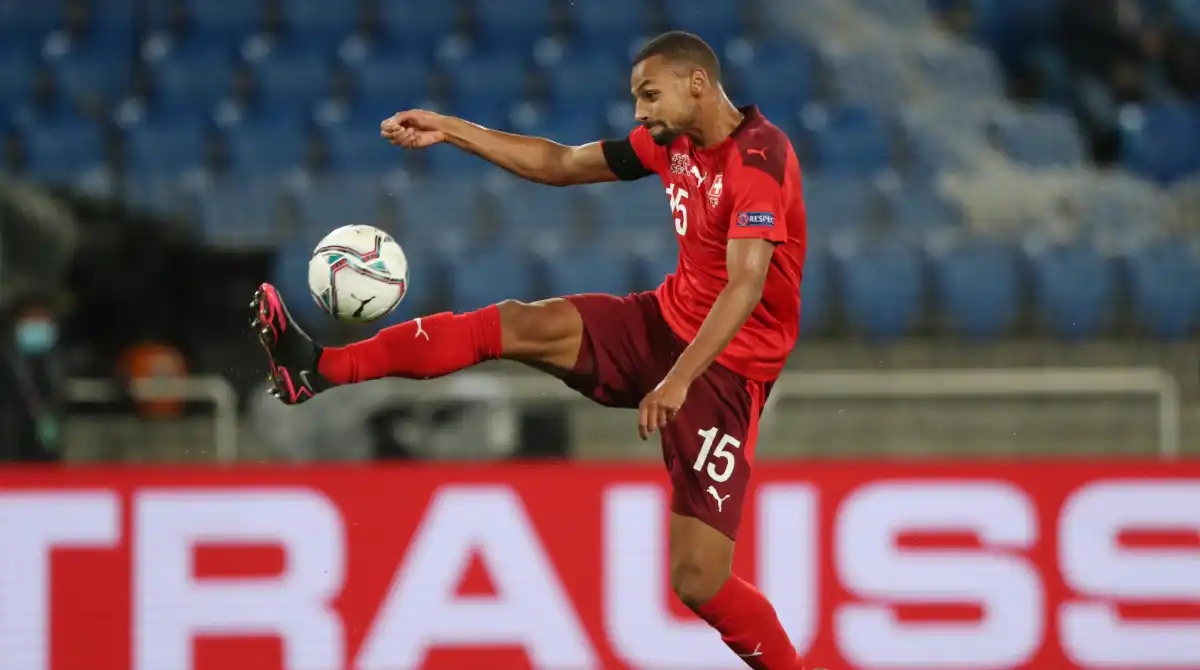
15, 320, 57, 355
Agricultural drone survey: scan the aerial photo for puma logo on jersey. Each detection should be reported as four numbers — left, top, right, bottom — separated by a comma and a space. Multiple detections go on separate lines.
688, 165, 707, 187
707, 486, 730, 512
738, 643, 764, 658
746, 147, 768, 160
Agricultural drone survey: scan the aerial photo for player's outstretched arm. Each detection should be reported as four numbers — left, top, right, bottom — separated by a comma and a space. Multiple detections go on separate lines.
637, 238, 775, 438
381, 110, 617, 186
667, 238, 775, 385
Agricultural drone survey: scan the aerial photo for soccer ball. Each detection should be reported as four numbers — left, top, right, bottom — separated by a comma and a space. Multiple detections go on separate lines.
308, 225, 409, 323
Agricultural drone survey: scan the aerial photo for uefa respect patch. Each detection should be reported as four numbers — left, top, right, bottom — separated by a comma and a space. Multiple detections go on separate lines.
736, 211, 775, 228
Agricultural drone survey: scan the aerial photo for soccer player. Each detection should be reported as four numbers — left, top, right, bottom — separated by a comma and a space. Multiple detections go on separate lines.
253, 31, 807, 670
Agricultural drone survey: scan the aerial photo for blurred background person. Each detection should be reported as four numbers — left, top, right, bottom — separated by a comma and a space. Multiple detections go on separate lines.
0, 285, 68, 462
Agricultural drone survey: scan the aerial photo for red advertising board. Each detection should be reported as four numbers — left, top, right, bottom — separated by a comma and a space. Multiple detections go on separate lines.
0, 461, 1198, 670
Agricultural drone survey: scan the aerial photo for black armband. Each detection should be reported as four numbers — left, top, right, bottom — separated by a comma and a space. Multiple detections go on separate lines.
601, 138, 654, 181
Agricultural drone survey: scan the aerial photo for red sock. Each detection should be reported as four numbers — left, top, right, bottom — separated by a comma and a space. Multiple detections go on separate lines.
697, 575, 805, 670
318, 306, 503, 384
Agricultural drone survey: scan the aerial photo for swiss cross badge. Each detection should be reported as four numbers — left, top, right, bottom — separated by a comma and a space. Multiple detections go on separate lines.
707, 173, 724, 207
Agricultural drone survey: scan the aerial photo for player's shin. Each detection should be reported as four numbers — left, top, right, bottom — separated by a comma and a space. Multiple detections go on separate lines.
696, 574, 806, 670
317, 306, 503, 383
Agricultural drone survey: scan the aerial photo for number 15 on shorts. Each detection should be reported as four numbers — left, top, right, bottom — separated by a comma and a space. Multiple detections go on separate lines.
694, 427, 741, 483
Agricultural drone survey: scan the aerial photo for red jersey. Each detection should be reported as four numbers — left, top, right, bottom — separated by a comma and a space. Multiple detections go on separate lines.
602, 106, 807, 382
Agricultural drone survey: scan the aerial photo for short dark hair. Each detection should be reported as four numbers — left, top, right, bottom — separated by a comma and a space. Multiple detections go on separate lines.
633, 31, 721, 80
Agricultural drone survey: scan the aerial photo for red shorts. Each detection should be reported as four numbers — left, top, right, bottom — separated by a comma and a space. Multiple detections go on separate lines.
563, 291, 771, 540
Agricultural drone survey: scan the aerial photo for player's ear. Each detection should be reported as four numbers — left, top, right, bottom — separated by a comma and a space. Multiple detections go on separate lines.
689, 68, 707, 96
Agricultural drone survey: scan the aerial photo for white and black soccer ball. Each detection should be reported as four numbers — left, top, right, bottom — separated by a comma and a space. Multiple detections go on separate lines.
307, 225, 409, 323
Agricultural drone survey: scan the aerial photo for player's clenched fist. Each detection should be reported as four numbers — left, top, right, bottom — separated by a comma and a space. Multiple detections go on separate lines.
638, 375, 690, 440
380, 110, 448, 149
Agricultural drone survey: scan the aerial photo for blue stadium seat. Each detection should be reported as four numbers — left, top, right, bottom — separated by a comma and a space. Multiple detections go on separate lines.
198, 177, 282, 247
323, 119, 408, 172
148, 40, 236, 111
253, 50, 333, 107
835, 236, 923, 342
0, 1, 64, 35
278, 0, 361, 46
541, 248, 634, 297
292, 177, 388, 236
377, 0, 459, 52
1124, 239, 1200, 340
882, 186, 963, 238
662, 0, 744, 46
1119, 104, 1200, 185
512, 112, 603, 147
123, 174, 191, 217
802, 105, 891, 175
124, 118, 208, 175
567, 0, 647, 52
915, 44, 1003, 100
974, 0, 1058, 67
272, 241, 324, 322
345, 49, 429, 110
223, 120, 308, 173
22, 120, 106, 181
799, 243, 829, 335
728, 41, 815, 120
802, 177, 878, 238
1026, 240, 1114, 340
634, 249, 678, 291
931, 237, 1019, 339
423, 141, 501, 176
397, 178, 481, 252
897, 108, 986, 176
446, 55, 529, 117
824, 46, 911, 109
590, 181, 677, 253
475, 0, 553, 49
854, 0, 931, 28
991, 108, 1085, 168
182, 1, 266, 41
601, 104, 639, 141
490, 182, 581, 249
46, 38, 135, 105
447, 247, 537, 311
0, 45, 34, 109
1078, 177, 1166, 244
90, 0, 137, 40
543, 55, 627, 114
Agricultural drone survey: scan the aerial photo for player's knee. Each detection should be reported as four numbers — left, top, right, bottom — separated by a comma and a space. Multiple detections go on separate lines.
495, 299, 582, 362
670, 553, 731, 610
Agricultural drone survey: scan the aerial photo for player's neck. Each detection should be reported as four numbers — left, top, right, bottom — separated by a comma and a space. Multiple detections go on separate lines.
689, 98, 745, 149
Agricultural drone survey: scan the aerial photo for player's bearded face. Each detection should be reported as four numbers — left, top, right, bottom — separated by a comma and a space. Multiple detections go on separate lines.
640, 89, 698, 146
645, 119, 683, 146
632, 59, 698, 146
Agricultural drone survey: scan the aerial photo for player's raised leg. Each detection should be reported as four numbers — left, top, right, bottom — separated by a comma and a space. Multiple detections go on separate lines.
251, 282, 583, 404
663, 368, 805, 670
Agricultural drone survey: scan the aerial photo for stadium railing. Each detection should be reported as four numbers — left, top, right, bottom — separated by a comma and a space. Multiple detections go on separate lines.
63, 367, 1181, 462
66, 376, 239, 462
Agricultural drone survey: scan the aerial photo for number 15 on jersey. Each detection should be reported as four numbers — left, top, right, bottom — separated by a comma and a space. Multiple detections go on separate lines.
666, 184, 688, 236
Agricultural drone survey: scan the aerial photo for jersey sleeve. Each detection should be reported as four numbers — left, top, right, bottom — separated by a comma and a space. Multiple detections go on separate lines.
727, 165, 788, 243
601, 125, 668, 180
